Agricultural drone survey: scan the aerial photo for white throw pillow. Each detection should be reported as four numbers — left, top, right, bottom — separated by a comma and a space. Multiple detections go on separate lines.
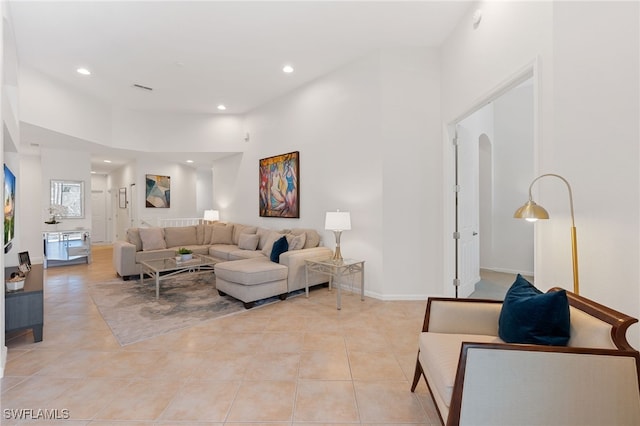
238, 233, 260, 250
139, 227, 167, 251
286, 232, 306, 250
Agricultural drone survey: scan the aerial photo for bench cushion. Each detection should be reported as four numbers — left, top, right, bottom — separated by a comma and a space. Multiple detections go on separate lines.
419, 332, 501, 409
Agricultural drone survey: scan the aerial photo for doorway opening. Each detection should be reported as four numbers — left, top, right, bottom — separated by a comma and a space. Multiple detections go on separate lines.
448, 69, 537, 298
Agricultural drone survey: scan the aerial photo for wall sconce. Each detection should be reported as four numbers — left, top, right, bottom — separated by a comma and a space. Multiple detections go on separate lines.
513, 174, 579, 294
325, 210, 351, 262
203, 210, 220, 222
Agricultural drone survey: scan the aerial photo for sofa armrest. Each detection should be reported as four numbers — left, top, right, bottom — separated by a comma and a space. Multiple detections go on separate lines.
279, 247, 333, 292
424, 298, 503, 336
449, 342, 640, 426
113, 240, 140, 278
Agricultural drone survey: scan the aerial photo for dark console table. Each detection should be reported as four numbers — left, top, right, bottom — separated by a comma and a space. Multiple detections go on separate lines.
5, 264, 43, 342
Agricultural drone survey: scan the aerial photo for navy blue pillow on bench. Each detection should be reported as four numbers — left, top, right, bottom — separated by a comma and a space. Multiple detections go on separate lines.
498, 274, 570, 346
270, 235, 289, 263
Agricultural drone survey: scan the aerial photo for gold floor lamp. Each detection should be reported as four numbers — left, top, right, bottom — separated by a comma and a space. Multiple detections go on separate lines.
513, 173, 579, 294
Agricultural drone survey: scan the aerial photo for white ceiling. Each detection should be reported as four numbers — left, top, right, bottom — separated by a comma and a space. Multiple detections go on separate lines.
8, 0, 473, 172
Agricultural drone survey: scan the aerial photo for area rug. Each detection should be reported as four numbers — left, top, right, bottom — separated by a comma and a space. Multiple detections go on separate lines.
89, 274, 246, 346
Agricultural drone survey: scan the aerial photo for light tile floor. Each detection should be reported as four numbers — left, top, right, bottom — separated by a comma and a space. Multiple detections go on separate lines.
2, 246, 440, 425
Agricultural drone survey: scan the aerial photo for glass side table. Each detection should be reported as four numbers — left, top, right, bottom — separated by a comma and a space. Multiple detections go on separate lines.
304, 258, 365, 310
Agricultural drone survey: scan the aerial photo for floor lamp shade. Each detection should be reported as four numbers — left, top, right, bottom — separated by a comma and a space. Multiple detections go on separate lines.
513, 174, 579, 294
325, 211, 351, 261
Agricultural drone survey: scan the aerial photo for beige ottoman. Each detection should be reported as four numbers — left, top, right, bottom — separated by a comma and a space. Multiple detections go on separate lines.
214, 258, 289, 308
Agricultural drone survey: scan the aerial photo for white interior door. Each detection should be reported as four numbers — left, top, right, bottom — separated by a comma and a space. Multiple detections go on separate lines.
456, 124, 481, 297
91, 190, 107, 242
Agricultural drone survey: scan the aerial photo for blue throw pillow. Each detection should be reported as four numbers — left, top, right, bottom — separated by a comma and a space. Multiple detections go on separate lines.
498, 274, 570, 346
270, 235, 289, 263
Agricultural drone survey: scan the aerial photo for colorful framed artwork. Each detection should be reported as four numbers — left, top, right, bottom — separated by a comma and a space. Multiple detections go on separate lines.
145, 174, 171, 208
259, 151, 299, 218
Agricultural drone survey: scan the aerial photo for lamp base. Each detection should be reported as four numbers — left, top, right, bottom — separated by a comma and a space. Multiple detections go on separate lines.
332, 230, 343, 262
332, 246, 343, 261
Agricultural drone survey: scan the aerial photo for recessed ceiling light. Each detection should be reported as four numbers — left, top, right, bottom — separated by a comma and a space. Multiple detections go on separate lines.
103, 160, 111, 163
217, 104, 227, 111
77, 68, 91, 76
91, 171, 96, 174
283, 65, 294, 74
186, 160, 194, 163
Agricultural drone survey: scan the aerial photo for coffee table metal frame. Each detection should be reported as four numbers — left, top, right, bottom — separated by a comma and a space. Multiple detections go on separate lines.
139, 254, 218, 299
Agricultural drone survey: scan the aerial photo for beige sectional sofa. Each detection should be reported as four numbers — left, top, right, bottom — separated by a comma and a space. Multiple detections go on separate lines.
112, 222, 333, 307
411, 289, 640, 425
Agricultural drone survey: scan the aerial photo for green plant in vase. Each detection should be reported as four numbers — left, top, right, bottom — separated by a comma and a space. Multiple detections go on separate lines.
177, 247, 193, 261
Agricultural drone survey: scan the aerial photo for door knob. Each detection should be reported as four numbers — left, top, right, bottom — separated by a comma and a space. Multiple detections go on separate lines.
472, 231, 478, 236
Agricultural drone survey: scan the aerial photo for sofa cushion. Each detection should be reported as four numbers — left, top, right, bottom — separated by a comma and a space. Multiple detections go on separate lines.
204, 225, 216, 244
498, 274, 571, 346
270, 236, 289, 263
238, 233, 260, 251
261, 231, 284, 256
228, 249, 267, 261
126, 228, 143, 251
290, 228, 320, 249
286, 232, 306, 250
256, 227, 273, 250
195, 224, 206, 245
209, 244, 238, 261
164, 226, 198, 248
419, 332, 501, 410
232, 224, 258, 245
139, 227, 166, 251
215, 258, 288, 286
211, 224, 234, 244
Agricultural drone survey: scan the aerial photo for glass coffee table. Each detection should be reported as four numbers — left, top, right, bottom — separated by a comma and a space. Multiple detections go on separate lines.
139, 254, 218, 299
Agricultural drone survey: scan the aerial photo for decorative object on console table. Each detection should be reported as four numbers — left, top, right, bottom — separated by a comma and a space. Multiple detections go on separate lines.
259, 151, 299, 218
44, 204, 67, 224
145, 174, 171, 208
119, 187, 127, 208
513, 173, 579, 294
325, 210, 351, 261
203, 209, 219, 223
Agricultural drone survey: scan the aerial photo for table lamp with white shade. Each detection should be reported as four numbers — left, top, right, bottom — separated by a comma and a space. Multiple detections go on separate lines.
203, 210, 220, 223
325, 210, 351, 261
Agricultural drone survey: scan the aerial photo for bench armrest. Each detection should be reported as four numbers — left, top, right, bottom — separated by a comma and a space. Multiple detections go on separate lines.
449, 342, 640, 425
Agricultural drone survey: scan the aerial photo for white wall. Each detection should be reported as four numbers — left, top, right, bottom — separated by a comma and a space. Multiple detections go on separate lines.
549, 1, 639, 337
196, 168, 213, 216
216, 47, 442, 299
441, 1, 640, 347
109, 158, 201, 240
40, 148, 92, 239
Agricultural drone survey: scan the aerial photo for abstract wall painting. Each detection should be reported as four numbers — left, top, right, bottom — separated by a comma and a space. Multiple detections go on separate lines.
146, 174, 171, 208
259, 151, 299, 218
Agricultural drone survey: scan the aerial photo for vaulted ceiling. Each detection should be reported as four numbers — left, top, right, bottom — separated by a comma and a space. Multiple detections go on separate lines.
8, 1, 473, 172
